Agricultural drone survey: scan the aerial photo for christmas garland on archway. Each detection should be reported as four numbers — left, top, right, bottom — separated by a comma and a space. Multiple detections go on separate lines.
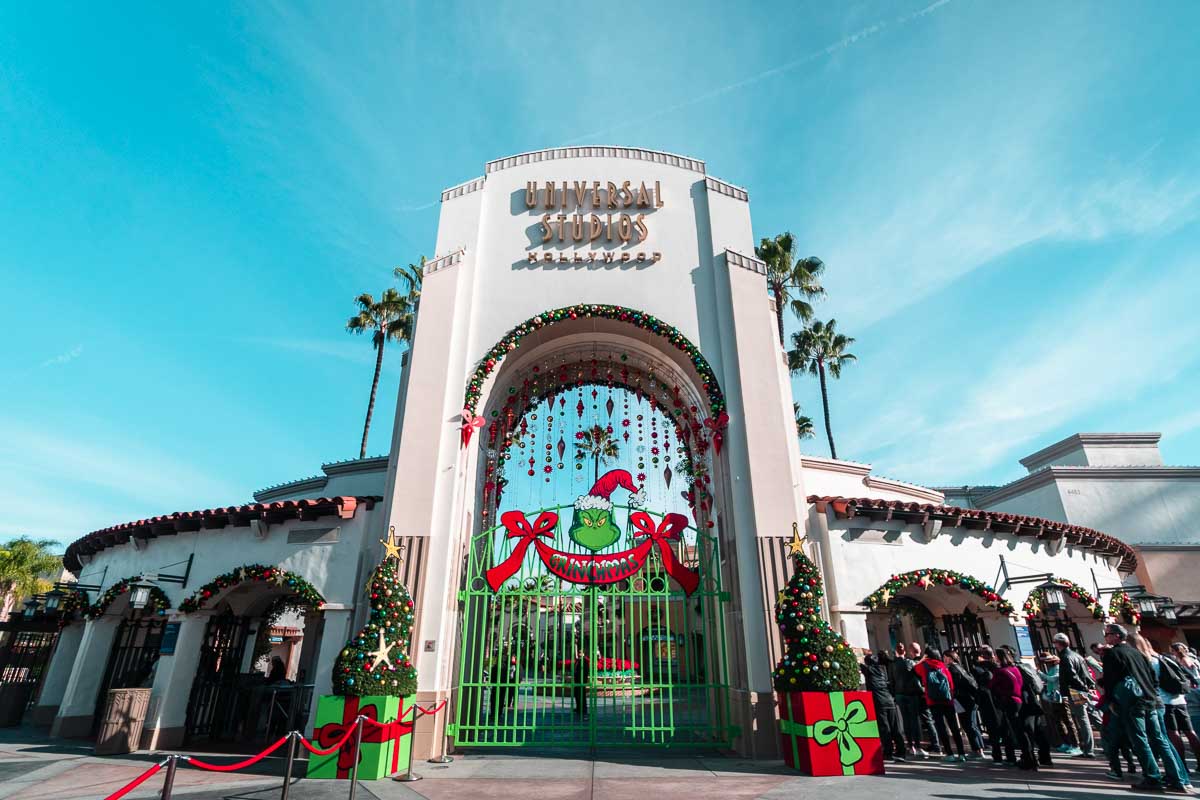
57, 588, 89, 625
1108, 590, 1142, 625
84, 577, 171, 619
861, 569, 1013, 614
178, 564, 325, 614
463, 305, 727, 425
1022, 578, 1104, 620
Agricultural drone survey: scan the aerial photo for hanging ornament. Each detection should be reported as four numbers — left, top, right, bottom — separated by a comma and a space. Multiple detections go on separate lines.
606, 397, 614, 417
557, 437, 566, 460
664, 464, 673, 488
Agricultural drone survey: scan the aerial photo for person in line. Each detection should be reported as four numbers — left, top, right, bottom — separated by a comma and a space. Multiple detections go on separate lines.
1053, 633, 1097, 758
571, 648, 590, 719
1171, 643, 1200, 754
914, 648, 967, 763
944, 649, 985, 759
1093, 642, 1138, 781
1101, 624, 1190, 793
861, 650, 906, 761
972, 645, 1011, 764
893, 643, 934, 758
1010, 648, 1054, 767
1133, 633, 1197, 783
909, 642, 943, 754
990, 646, 1035, 769
1037, 651, 1078, 753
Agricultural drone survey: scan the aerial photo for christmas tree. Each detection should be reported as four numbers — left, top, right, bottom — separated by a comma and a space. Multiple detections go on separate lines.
333, 528, 418, 697
773, 524, 859, 692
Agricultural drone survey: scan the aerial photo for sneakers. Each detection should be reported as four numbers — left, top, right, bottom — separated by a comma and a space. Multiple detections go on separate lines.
943, 754, 960, 763
1107, 771, 1125, 781
1162, 785, 1193, 795
1056, 744, 1075, 754
1128, 779, 1165, 792
966, 752, 984, 761
913, 747, 929, 759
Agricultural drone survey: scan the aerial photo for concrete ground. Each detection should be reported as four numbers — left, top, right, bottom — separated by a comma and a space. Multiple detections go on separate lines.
0, 727, 1193, 800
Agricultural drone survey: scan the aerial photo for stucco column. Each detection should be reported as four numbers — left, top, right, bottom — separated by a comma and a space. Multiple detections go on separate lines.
52, 616, 120, 737
31, 622, 86, 726
305, 607, 353, 733
986, 615, 1020, 653
143, 614, 209, 750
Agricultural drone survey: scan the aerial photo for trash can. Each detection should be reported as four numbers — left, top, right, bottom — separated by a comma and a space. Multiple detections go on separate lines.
94, 688, 152, 755
0, 682, 36, 727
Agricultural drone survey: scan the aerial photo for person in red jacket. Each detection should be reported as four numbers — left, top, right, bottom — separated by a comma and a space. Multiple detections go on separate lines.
914, 648, 967, 762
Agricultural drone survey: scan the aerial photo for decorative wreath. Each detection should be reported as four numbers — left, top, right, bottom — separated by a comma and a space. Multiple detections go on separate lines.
179, 564, 325, 614
861, 568, 1014, 614
462, 305, 726, 419
1022, 578, 1104, 620
84, 577, 171, 619
1108, 590, 1142, 625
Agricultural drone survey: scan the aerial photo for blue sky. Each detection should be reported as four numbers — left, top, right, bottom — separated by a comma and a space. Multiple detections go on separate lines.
2, 1, 1199, 546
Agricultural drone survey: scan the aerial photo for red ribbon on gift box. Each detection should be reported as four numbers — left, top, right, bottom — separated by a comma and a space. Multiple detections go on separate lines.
313, 698, 413, 778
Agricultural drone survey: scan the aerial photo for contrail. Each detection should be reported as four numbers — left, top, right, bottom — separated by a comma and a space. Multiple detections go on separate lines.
561, 0, 955, 146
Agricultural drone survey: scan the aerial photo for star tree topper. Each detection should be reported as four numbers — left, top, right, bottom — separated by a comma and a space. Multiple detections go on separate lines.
787, 522, 806, 556
380, 525, 405, 564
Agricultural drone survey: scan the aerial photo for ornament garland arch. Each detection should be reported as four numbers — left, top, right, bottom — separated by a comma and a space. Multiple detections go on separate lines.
1108, 590, 1142, 625
178, 564, 326, 614
1021, 577, 1104, 621
860, 569, 1013, 615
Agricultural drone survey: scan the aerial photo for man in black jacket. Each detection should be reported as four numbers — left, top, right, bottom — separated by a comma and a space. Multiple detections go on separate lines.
1101, 624, 1188, 792
1053, 633, 1096, 757
862, 651, 906, 761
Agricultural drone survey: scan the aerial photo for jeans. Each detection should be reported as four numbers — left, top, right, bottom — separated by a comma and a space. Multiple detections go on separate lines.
899, 695, 940, 750
1155, 707, 1192, 787
958, 706, 985, 753
1120, 701, 1190, 787
931, 704, 965, 756
1067, 699, 1094, 755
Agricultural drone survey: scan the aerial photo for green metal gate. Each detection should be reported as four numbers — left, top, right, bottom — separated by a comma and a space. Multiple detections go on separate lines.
452, 504, 732, 748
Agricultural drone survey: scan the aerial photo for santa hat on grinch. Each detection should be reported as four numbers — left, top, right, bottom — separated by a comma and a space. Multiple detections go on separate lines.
575, 468, 646, 511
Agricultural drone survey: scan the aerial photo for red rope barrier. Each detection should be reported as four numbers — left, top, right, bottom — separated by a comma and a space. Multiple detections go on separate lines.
184, 734, 291, 772
103, 760, 167, 800
298, 724, 358, 756
367, 699, 448, 727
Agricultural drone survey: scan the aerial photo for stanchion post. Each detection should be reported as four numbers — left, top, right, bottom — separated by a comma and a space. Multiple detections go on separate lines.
347, 715, 364, 800
280, 731, 297, 800
160, 755, 178, 800
393, 705, 422, 782
428, 702, 453, 764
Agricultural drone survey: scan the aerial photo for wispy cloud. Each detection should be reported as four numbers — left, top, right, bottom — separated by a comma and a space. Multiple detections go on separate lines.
237, 336, 377, 366
562, 0, 956, 146
40, 344, 83, 367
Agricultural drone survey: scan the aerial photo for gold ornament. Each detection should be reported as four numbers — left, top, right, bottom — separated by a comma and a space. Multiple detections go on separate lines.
367, 630, 396, 671
777, 589, 787, 606
272, 569, 288, 586
787, 522, 807, 556
918, 574, 931, 591
879, 588, 892, 606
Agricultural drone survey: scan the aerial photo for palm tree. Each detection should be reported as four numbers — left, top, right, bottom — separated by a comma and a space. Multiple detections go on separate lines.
788, 319, 856, 459
573, 425, 620, 482
754, 232, 825, 345
0, 537, 60, 610
346, 289, 413, 459
793, 403, 815, 440
393, 256, 425, 310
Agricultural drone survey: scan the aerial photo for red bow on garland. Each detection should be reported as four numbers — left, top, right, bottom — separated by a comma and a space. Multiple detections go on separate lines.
460, 408, 486, 447
703, 412, 729, 456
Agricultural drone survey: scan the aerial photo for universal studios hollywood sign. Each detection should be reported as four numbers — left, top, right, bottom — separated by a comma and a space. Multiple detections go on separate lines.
524, 180, 663, 265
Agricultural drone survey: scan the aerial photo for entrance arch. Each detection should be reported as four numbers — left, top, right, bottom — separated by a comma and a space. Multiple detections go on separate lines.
452, 310, 733, 747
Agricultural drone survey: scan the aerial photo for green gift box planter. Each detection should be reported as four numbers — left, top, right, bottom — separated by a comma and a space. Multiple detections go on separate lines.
306, 694, 414, 780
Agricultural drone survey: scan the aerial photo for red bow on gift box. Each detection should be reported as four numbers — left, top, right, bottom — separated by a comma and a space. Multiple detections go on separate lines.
314, 699, 413, 778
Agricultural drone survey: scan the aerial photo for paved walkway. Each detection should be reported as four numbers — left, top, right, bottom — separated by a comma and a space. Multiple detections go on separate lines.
0, 728, 1191, 800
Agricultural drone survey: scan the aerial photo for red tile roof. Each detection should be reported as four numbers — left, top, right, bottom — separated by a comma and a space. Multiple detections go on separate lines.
808, 495, 1138, 573
63, 496, 378, 573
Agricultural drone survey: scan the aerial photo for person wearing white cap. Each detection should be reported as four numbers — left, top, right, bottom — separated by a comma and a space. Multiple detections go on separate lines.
1053, 632, 1097, 758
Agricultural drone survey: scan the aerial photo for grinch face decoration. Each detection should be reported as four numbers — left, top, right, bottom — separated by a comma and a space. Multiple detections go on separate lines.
569, 469, 646, 552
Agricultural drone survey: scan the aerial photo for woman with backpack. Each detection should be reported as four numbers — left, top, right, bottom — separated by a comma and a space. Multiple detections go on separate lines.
945, 649, 985, 759
1011, 648, 1055, 767
1135, 634, 1200, 776
914, 648, 967, 763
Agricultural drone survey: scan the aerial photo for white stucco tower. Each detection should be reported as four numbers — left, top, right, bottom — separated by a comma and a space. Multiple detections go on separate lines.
379, 147, 807, 756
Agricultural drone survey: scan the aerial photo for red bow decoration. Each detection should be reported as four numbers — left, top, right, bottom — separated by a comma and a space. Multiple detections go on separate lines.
629, 511, 700, 596
460, 408, 485, 447
314, 699, 415, 778
484, 511, 558, 591
703, 412, 729, 455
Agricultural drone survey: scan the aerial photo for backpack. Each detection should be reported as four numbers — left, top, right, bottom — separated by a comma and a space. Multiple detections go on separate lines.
1017, 663, 1045, 695
925, 665, 953, 703
950, 663, 978, 696
1158, 656, 1190, 695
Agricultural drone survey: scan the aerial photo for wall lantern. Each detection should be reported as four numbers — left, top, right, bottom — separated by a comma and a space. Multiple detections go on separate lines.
22, 598, 40, 619
1162, 602, 1178, 623
1039, 581, 1066, 613
130, 580, 154, 610
43, 588, 64, 613
1136, 594, 1159, 617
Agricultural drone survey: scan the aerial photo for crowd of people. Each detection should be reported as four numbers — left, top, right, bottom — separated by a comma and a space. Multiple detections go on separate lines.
859, 625, 1200, 793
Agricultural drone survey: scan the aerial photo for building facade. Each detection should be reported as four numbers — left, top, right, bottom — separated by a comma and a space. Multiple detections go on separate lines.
31, 149, 1146, 760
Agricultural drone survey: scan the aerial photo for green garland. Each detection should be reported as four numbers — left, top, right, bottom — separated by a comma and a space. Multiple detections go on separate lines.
57, 588, 89, 624
178, 564, 325, 613
84, 577, 171, 619
333, 553, 417, 697
463, 305, 726, 419
1022, 578, 1103, 620
1108, 590, 1141, 625
861, 569, 1013, 614
773, 538, 859, 692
